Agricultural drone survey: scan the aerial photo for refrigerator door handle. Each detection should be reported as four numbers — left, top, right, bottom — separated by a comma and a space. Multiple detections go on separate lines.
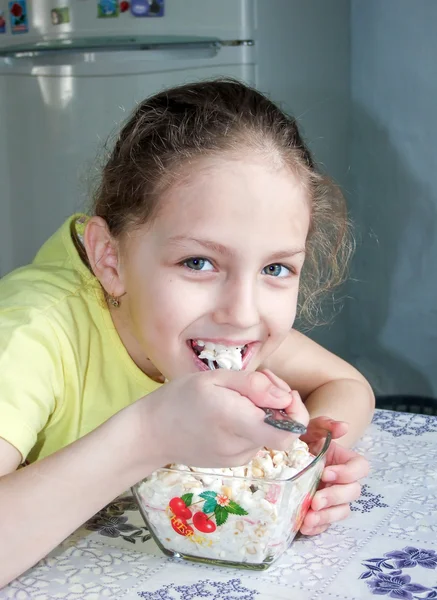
0, 38, 254, 61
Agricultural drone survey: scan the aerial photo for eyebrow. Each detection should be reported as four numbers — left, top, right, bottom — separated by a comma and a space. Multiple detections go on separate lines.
167, 236, 306, 260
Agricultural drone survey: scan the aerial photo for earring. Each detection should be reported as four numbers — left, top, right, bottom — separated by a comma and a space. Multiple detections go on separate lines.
108, 295, 120, 308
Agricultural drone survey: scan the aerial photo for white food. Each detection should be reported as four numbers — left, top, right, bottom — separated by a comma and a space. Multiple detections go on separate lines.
197, 340, 244, 370
139, 340, 320, 565
136, 439, 322, 566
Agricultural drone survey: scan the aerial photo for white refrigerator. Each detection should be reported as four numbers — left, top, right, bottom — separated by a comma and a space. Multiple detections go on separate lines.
0, 0, 350, 277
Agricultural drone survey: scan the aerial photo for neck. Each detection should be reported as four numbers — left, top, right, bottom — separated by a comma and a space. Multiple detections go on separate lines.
108, 303, 165, 383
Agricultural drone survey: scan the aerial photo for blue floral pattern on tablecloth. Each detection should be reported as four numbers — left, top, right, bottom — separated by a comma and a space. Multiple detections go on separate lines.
372, 410, 437, 437
360, 546, 437, 598
137, 578, 259, 600
351, 484, 389, 513
85, 495, 151, 544
3, 409, 437, 600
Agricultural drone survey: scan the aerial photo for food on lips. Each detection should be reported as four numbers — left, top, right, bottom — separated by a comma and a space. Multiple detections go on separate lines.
192, 340, 246, 370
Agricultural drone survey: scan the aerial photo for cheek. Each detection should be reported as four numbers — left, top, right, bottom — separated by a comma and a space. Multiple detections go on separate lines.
271, 310, 297, 338
139, 276, 209, 334
264, 286, 299, 332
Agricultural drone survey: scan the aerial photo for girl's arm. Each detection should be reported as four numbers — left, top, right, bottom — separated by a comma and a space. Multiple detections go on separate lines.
262, 329, 375, 447
263, 329, 374, 536
0, 401, 159, 589
0, 369, 308, 588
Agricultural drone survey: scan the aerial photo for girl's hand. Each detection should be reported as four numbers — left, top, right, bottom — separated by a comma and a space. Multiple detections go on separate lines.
299, 417, 369, 536
138, 369, 309, 470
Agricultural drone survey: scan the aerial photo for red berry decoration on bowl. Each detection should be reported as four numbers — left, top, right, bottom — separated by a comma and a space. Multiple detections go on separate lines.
193, 511, 217, 534
170, 515, 194, 537
169, 497, 192, 520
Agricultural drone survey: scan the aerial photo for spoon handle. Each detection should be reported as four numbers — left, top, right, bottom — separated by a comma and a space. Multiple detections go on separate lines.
263, 408, 307, 434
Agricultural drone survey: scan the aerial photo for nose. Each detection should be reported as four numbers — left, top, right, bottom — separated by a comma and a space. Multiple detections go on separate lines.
212, 276, 261, 330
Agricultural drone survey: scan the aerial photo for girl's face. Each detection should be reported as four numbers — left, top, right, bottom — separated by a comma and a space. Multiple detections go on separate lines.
114, 155, 310, 381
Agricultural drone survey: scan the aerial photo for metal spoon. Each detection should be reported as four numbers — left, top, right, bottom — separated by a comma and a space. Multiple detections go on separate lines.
207, 360, 307, 435
263, 407, 307, 434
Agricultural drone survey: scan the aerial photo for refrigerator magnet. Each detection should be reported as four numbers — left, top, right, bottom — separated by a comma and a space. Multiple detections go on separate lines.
51, 7, 70, 26
9, 1, 28, 34
131, 0, 164, 18
97, 0, 120, 18
0, 11, 6, 33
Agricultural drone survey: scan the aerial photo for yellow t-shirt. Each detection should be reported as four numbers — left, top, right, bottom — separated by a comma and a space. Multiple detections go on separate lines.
0, 214, 161, 463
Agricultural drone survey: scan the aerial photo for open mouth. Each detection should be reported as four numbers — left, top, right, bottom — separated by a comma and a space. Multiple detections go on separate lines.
190, 340, 249, 370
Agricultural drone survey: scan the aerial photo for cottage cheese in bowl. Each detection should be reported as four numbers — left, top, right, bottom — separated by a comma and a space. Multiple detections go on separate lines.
133, 436, 330, 569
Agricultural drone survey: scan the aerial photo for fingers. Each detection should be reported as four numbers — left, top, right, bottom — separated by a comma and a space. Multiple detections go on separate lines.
300, 522, 330, 536
208, 372, 294, 449
231, 402, 306, 452
301, 504, 351, 534
239, 403, 304, 450
300, 480, 363, 536
209, 369, 309, 429
284, 390, 310, 428
321, 454, 369, 484
257, 368, 291, 392
300, 417, 349, 445
246, 371, 309, 429
206, 370, 310, 451
212, 369, 292, 410
312, 482, 362, 511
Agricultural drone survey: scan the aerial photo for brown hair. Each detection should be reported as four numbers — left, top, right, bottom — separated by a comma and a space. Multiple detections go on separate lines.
93, 78, 353, 327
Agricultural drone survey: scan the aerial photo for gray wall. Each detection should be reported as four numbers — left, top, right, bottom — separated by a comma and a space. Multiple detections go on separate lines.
0, 78, 13, 277
348, 0, 437, 395
256, 0, 351, 357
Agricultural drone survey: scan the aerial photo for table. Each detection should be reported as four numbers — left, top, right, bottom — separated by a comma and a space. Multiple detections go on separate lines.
2, 409, 437, 599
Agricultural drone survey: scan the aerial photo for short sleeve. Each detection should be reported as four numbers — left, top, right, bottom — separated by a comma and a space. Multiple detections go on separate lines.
0, 310, 62, 461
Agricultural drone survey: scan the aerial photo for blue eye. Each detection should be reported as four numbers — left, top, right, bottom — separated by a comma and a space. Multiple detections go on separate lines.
263, 264, 290, 278
184, 257, 214, 271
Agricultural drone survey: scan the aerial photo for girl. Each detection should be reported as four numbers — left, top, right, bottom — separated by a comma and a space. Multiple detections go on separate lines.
0, 79, 373, 586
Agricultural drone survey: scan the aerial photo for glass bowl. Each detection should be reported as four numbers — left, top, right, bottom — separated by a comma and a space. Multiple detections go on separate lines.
132, 433, 331, 570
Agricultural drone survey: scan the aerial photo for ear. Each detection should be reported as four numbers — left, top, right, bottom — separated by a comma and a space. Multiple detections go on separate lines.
83, 217, 125, 297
